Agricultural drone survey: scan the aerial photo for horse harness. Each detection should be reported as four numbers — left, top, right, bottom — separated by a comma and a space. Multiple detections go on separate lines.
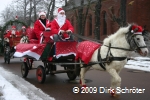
72, 29, 147, 70
81, 33, 147, 70
97, 33, 147, 70
97, 43, 129, 70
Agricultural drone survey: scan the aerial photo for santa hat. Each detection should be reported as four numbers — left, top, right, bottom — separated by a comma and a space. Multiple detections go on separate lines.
22, 26, 26, 29
39, 12, 46, 17
11, 26, 16, 29
6, 30, 10, 33
131, 25, 143, 34
58, 8, 65, 14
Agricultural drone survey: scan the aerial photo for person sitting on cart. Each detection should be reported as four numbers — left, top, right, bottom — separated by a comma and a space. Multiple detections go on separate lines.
4, 26, 20, 38
33, 12, 51, 44
50, 8, 74, 41
20, 26, 27, 36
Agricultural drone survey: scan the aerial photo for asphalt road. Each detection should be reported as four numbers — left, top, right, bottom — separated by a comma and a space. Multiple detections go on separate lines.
0, 56, 150, 100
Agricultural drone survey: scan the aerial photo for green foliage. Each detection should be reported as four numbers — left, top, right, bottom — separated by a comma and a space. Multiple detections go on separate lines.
1, 20, 27, 34
0, 20, 27, 38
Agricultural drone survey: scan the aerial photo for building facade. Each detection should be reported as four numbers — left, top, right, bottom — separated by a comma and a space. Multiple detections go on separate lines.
64, 0, 150, 40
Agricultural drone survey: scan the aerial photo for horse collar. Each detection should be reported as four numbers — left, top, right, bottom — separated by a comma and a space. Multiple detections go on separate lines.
100, 44, 127, 63
97, 48, 106, 70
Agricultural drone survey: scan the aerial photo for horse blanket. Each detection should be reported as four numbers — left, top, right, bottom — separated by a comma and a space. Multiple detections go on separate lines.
14, 41, 78, 60
13, 43, 46, 60
55, 41, 78, 59
76, 41, 101, 64
13, 41, 100, 62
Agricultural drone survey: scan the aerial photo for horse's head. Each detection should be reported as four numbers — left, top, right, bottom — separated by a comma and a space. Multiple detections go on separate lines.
127, 24, 149, 56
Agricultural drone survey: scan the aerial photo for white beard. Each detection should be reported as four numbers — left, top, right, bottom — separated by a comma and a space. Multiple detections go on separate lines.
57, 13, 66, 27
11, 30, 16, 35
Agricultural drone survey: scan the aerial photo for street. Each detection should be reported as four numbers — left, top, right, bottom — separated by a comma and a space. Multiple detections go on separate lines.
0, 56, 150, 100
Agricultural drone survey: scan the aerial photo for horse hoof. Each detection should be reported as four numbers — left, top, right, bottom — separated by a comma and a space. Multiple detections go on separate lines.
110, 89, 116, 97
111, 92, 115, 97
111, 94, 120, 98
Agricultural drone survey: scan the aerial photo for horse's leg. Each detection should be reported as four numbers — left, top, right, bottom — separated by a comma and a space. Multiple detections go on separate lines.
80, 66, 90, 87
107, 68, 121, 97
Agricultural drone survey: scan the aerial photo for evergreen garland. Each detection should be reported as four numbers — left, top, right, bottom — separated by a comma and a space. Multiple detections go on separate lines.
1, 20, 27, 34
0, 20, 27, 38
0, 20, 27, 54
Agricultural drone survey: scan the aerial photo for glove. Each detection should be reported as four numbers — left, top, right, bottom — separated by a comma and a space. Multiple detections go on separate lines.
60, 30, 65, 34
66, 30, 71, 33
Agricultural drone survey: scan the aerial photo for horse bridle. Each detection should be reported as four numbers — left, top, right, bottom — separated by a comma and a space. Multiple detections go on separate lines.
126, 33, 147, 51
104, 30, 147, 52
97, 29, 147, 70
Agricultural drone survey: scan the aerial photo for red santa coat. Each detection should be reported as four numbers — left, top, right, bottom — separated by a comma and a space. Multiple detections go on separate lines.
51, 19, 74, 39
4, 31, 20, 38
33, 19, 50, 43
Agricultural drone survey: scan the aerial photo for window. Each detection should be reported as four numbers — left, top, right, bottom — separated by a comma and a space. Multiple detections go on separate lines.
103, 11, 107, 35
89, 15, 92, 36
71, 17, 74, 25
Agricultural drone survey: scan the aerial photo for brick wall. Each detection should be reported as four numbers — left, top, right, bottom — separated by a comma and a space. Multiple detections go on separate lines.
65, 0, 150, 41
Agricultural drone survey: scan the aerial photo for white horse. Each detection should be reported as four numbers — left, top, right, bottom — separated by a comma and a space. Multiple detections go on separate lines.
78, 24, 148, 97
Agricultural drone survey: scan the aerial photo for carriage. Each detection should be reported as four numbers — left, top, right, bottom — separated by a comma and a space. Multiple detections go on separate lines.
3, 30, 23, 64
1, 20, 28, 64
14, 28, 82, 83
13, 24, 149, 97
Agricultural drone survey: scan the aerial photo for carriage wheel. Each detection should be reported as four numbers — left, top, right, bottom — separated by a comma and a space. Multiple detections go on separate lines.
6, 53, 10, 64
50, 65, 56, 75
4, 46, 11, 64
64, 64, 78, 80
36, 65, 46, 83
5, 52, 10, 64
4, 52, 6, 63
21, 62, 29, 78
44, 63, 50, 75
7, 57, 10, 64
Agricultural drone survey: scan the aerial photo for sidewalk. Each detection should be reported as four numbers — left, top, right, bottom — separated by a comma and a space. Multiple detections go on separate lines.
0, 67, 55, 100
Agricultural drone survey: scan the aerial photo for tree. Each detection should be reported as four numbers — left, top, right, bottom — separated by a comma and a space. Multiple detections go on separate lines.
46, 0, 56, 21
109, 0, 127, 27
94, 0, 101, 39
73, 0, 92, 35
0, 0, 67, 26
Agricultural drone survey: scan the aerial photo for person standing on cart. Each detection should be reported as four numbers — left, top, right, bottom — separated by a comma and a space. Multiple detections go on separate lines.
33, 12, 51, 43
50, 8, 74, 41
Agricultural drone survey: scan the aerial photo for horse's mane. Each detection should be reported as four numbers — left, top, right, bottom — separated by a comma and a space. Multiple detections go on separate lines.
103, 24, 132, 46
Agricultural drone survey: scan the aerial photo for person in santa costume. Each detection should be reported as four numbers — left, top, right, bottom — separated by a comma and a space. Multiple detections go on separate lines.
51, 8, 74, 41
33, 12, 51, 43
19, 26, 27, 37
4, 26, 20, 38
3, 30, 10, 38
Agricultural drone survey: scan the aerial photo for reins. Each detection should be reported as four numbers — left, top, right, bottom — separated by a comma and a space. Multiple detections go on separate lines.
104, 45, 133, 51
72, 33, 103, 43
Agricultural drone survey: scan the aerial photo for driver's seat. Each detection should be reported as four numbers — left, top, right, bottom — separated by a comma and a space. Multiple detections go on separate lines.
26, 28, 39, 44
53, 33, 74, 42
